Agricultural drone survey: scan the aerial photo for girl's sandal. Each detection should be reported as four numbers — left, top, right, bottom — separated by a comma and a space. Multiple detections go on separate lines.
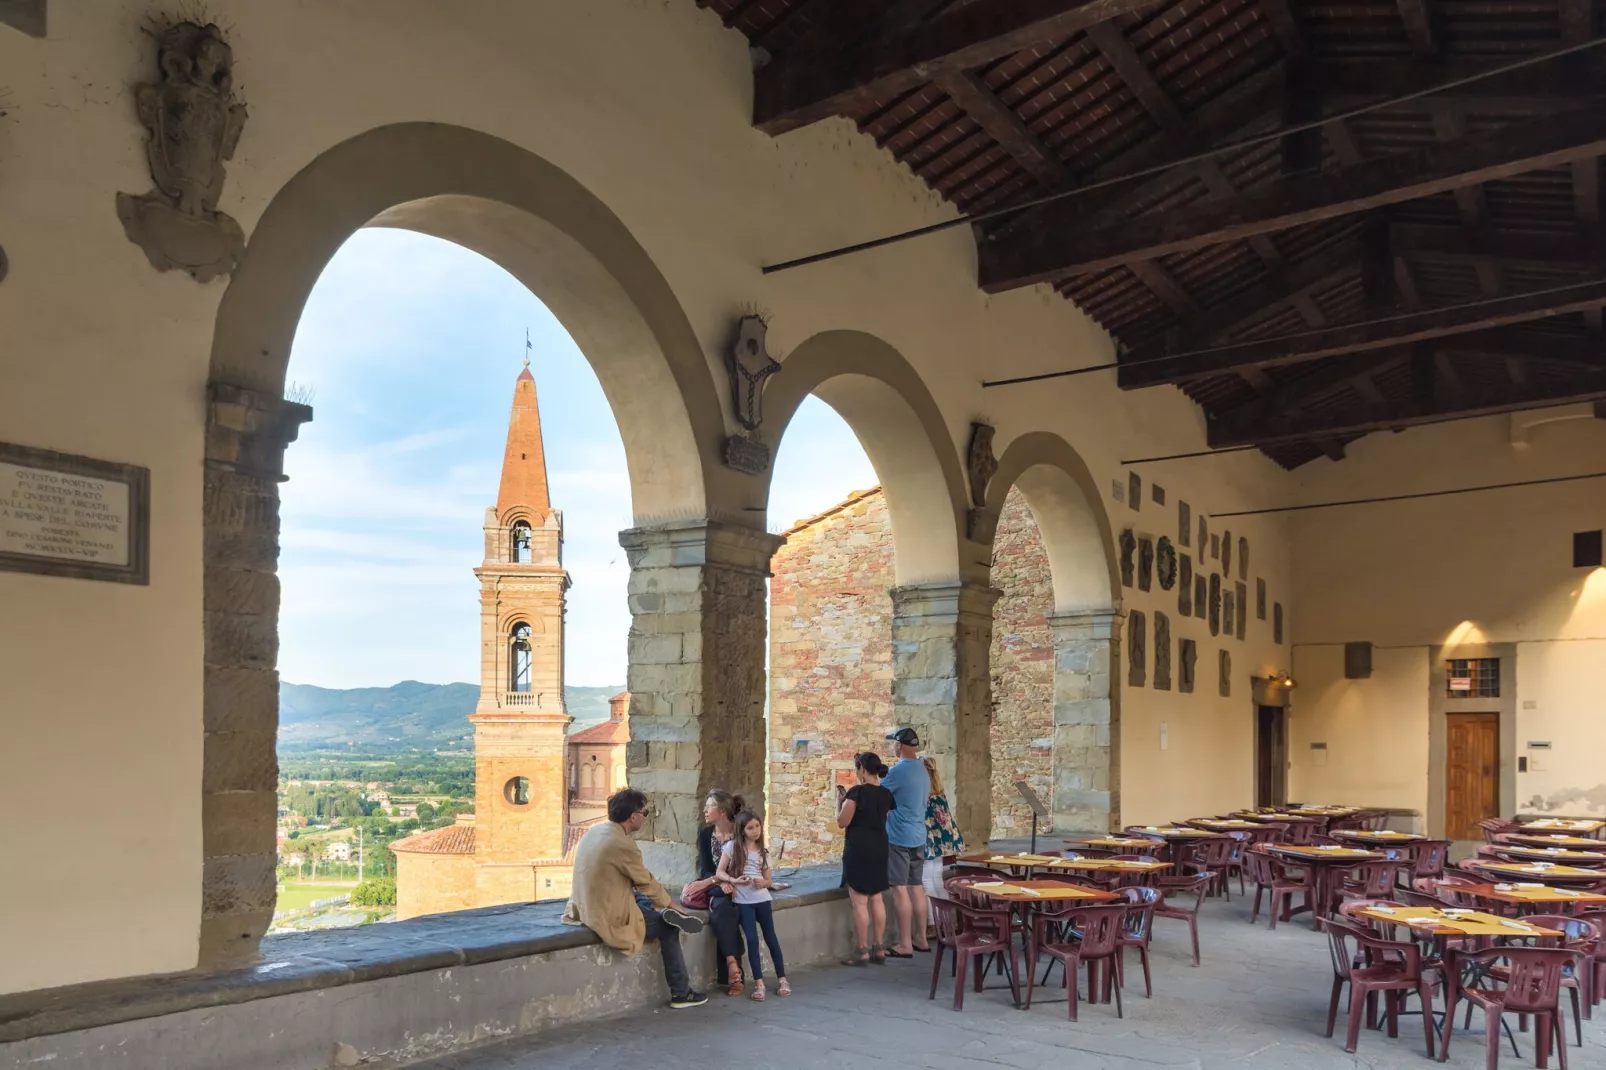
869, 944, 887, 965
776, 978, 790, 997
840, 946, 871, 967
750, 980, 766, 1002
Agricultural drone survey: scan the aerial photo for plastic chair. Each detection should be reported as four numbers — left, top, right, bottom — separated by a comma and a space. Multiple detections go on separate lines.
1193, 834, 1237, 899
1114, 886, 1159, 998
1325, 918, 1439, 1057
1440, 946, 1583, 1069
1245, 845, 1313, 930
1024, 901, 1128, 1020
1154, 871, 1211, 965
1519, 915, 1600, 1045
1578, 910, 1606, 1016
1283, 818, 1320, 846
1337, 860, 1410, 905
1407, 839, 1452, 884
928, 895, 1019, 1012
1478, 817, 1518, 844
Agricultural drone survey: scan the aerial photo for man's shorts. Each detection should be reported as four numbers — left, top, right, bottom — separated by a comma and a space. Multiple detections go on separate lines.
887, 843, 925, 886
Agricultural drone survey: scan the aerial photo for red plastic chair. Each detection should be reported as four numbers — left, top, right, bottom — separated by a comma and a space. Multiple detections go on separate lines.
1337, 860, 1410, 905
1440, 946, 1583, 1069
927, 895, 1019, 1011
1578, 910, 1606, 1016
1245, 845, 1313, 930
1114, 885, 1159, 998
1407, 839, 1452, 884
1478, 817, 1519, 844
1024, 901, 1128, 1020
1325, 918, 1440, 1057
1154, 871, 1211, 965
1519, 914, 1601, 1045
1283, 818, 1320, 846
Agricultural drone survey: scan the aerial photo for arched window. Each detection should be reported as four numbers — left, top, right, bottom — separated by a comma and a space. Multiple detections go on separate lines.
511, 521, 533, 563
509, 622, 533, 693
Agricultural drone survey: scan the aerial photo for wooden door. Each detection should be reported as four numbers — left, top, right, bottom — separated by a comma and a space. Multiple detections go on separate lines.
1255, 706, 1287, 809
1446, 713, 1499, 840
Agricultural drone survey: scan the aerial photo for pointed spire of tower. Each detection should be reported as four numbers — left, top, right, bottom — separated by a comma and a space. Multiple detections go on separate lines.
497, 330, 551, 517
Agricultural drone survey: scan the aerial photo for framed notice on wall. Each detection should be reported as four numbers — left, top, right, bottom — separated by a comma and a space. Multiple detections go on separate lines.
0, 442, 150, 585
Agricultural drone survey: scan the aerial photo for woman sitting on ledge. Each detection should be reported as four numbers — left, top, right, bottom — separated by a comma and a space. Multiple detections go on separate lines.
684, 789, 748, 996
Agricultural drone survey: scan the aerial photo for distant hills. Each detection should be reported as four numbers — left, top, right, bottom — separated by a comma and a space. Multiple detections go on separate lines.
278, 681, 624, 752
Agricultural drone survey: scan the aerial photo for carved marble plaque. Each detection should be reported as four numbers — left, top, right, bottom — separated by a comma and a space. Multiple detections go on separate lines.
1178, 500, 1191, 546
0, 443, 149, 584
1178, 554, 1193, 615
1138, 537, 1154, 591
1235, 582, 1248, 639
1210, 533, 1220, 560
1129, 472, 1142, 512
1256, 577, 1267, 620
1198, 516, 1208, 552
1238, 536, 1249, 581
1223, 590, 1235, 640
1128, 609, 1147, 688
1119, 528, 1136, 587
1274, 602, 1284, 645
1194, 575, 1207, 620
1152, 483, 1166, 506
1154, 611, 1171, 690
1209, 573, 1222, 636
1156, 536, 1177, 590
1221, 529, 1233, 576
1219, 649, 1232, 697
1179, 639, 1197, 694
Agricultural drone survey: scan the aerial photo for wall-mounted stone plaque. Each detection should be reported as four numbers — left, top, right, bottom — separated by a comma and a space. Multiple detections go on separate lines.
1179, 639, 1197, 693
1210, 533, 1220, 560
1208, 573, 1221, 635
1119, 528, 1136, 587
1221, 529, 1233, 576
1156, 536, 1177, 590
1151, 483, 1166, 506
1219, 649, 1232, 697
1137, 536, 1154, 591
0, 442, 149, 584
1194, 575, 1207, 620
1238, 536, 1249, 581
1222, 590, 1235, 640
1154, 611, 1171, 690
1128, 472, 1142, 512
1256, 577, 1267, 620
1178, 501, 1191, 546
1198, 515, 1207, 552
1111, 479, 1126, 504
1274, 602, 1284, 645
1128, 609, 1147, 687
1235, 582, 1248, 639
1178, 554, 1193, 615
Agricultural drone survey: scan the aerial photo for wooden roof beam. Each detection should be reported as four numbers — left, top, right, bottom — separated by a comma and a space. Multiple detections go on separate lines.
1391, 223, 1606, 271
1396, 0, 1436, 56
929, 68, 1074, 189
1119, 277, 1606, 388
754, 0, 1164, 134
1214, 351, 1408, 425
979, 105, 1606, 291
1437, 327, 1606, 371
1208, 371, 1606, 448
1307, 57, 1606, 108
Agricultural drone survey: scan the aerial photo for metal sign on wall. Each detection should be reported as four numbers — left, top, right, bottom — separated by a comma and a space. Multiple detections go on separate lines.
0, 442, 150, 585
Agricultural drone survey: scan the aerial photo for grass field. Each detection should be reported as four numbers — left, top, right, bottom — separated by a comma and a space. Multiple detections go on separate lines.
276, 881, 359, 914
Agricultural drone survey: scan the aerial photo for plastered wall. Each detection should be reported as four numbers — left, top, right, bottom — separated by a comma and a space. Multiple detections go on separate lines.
0, 1, 1300, 993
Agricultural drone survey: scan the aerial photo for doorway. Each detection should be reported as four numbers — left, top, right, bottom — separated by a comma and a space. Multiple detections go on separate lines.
1255, 705, 1288, 809
1446, 712, 1499, 840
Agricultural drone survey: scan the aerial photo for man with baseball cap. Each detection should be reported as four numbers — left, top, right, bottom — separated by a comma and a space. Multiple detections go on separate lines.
879, 726, 931, 956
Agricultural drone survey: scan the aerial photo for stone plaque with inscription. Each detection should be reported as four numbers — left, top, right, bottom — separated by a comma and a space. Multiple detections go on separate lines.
0, 444, 149, 584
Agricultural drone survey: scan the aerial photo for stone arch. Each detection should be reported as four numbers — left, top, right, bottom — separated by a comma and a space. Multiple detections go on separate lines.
984, 432, 1123, 833
200, 123, 726, 967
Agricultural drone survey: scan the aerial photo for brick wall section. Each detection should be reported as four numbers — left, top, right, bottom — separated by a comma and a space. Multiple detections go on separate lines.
988, 488, 1055, 837
768, 487, 1053, 861
768, 491, 895, 864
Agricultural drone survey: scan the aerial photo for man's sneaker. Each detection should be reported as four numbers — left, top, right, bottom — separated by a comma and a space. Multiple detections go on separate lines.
662, 907, 705, 934
669, 990, 709, 1009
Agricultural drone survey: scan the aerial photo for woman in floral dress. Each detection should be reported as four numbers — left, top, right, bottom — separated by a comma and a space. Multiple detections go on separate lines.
920, 757, 966, 930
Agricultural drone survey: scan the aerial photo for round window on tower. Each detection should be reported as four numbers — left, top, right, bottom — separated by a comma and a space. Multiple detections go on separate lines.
504, 776, 531, 807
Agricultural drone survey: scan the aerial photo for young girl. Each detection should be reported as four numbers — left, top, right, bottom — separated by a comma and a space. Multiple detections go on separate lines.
716, 809, 790, 1001
836, 751, 895, 966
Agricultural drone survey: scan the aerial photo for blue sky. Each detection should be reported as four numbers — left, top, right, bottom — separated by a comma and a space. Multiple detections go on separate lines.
280, 229, 878, 689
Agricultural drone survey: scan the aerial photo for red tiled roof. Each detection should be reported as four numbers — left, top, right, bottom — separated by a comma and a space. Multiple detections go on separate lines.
781, 486, 883, 537
564, 818, 602, 861
569, 718, 630, 745
390, 822, 477, 855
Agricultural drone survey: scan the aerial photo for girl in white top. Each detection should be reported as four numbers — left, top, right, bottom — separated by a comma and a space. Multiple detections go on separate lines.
716, 809, 790, 1000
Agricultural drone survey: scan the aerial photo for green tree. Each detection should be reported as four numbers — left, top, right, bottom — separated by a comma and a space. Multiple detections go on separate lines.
351, 878, 397, 906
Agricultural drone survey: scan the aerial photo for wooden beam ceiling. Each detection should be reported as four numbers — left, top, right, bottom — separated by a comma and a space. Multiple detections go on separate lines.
979, 105, 1606, 291
1395, 0, 1436, 57
1119, 278, 1606, 388
753, 0, 1162, 134
929, 68, 1074, 189
1391, 223, 1606, 272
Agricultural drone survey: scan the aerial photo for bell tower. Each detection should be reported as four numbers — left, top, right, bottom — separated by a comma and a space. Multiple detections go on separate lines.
469, 347, 572, 903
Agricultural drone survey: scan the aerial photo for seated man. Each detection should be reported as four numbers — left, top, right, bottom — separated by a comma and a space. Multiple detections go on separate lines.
562, 787, 708, 1008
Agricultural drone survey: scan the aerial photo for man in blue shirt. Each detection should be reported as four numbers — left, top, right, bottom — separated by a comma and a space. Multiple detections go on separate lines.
880, 727, 931, 956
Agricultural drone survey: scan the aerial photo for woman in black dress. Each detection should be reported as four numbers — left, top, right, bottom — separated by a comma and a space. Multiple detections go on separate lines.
686, 789, 747, 995
836, 751, 896, 966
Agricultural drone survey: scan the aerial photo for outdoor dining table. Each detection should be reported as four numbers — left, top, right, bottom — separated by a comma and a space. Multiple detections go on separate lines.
963, 880, 1122, 1008
1186, 819, 1264, 831
1331, 829, 1424, 845
1470, 860, 1604, 884
1129, 826, 1219, 842
958, 853, 1065, 877
1268, 844, 1383, 928
1236, 811, 1325, 826
1076, 836, 1164, 851
1520, 818, 1606, 837
1494, 844, 1606, 864
1506, 832, 1606, 849
1458, 882, 1606, 915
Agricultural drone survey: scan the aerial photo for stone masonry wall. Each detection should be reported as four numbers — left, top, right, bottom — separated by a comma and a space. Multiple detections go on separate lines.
767, 487, 1054, 860
768, 491, 895, 865
988, 489, 1055, 839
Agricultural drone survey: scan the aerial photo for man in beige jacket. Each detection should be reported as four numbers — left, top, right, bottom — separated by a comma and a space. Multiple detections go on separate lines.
562, 787, 708, 1008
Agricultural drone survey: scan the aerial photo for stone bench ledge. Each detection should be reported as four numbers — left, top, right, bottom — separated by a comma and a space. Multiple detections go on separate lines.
0, 862, 845, 1044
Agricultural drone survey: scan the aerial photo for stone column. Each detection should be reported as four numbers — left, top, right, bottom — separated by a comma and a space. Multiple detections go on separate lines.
200, 383, 311, 968
619, 520, 784, 883
1047, 609, 1123, 833
890, 582, 1001, 844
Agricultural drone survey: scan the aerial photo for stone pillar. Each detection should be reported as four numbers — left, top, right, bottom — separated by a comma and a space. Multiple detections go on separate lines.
619, 520, 784, 883
890, 582, 1001, 844
200, 383, 311, 968
1047, 609, 1123, 833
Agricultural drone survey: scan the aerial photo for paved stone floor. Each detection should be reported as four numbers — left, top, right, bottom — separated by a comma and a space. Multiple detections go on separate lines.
411, 892, 1604, 1070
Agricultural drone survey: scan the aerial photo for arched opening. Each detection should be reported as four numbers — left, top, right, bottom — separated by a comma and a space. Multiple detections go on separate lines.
201, 123, 728, 966
985, 433, 1122, 835
509, 622, 535, 695
511, 521, 534, 563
